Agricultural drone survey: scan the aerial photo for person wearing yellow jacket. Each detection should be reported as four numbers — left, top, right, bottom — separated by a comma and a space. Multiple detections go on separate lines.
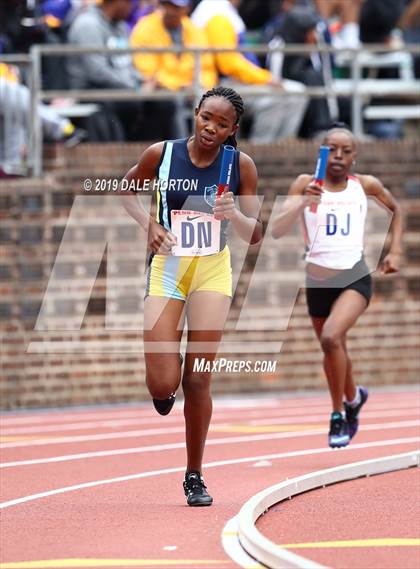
130, 0, 217, 92
191, 0, 308, 142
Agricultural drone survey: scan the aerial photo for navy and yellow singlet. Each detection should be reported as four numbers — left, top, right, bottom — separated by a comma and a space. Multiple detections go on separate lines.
146, 138, 240, 301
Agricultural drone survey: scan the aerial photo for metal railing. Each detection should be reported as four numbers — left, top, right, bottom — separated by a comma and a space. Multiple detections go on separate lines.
1, 43, 419, 176
0, 54, 32, 175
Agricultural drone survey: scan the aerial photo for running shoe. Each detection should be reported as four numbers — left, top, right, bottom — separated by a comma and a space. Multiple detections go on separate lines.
183, 471, 213, 507
344, 386, 369, 440
328, 412, 350, 448
152, 354, 183, 416
152, 392, 176, 416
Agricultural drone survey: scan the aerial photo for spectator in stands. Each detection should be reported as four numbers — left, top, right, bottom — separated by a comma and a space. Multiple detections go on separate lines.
68, 0, 175, 140
236, 0, 280, 32
72, 0, 98, 9
359, 0, 407, 138
275, 4, 335, 138
131, 0, 217, 136
360, 0, 406, 45
399, 0, 420, 78
42, 0, 74, 28
0, 63, 84, 177
191, 0, 307, 142
131, 0, 216, 91
68, 0, 141, 91
314, 0, 362, 52
0, 0, 48, 54
262, 1, 302, 88
262, 0, 296, 47
127, 0, 159, 30
41, 0, 75, 91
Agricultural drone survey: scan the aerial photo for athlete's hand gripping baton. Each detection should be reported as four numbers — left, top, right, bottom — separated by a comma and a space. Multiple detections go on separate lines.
217, 145, 235, 197
310, 145, 330, 213
214, 145, 235, 220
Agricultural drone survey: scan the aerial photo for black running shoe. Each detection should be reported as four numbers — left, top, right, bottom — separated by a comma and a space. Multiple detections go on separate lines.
328, 412, 350, 448
152, 393, 176, 415
345, 386, 369, 440
183, 471, 213, 507
152, 354, 184, 416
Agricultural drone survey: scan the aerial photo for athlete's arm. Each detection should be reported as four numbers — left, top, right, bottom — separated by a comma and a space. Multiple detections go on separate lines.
120, 142, 177, 254
213, 152, 262, 244
361, 174, 403, 274
271, 174, 321, 238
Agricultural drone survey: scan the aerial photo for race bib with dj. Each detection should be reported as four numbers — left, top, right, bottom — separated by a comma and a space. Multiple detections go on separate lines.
171, 210, 220, 256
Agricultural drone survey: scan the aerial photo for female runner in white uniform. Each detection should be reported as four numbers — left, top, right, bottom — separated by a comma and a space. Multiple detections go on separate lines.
272, 125, 402, 448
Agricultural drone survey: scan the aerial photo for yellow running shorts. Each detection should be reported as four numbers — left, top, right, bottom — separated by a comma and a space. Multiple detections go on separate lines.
145, 246, 232, 301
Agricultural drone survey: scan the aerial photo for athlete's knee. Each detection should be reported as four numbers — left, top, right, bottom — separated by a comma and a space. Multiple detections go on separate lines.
146, 381, 175, 399
320, 330, 343, 353
146, 371, 180, 399
182, 372, 211, 398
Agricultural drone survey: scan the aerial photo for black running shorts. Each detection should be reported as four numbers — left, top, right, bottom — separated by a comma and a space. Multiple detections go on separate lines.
305, 258, 373, 318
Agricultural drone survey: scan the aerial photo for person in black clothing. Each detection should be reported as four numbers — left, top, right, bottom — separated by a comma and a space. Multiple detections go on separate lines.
359, 0, 406, 44
275, 4, 333, 138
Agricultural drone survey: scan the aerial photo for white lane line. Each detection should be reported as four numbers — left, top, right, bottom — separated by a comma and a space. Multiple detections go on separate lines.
0, 426, 186, 449
1, 420, 419, 469
0, 398, 325, 427
248, 407, 420, 426
0, 416, 185, 436
2, 404, 419, 449
1, 403, 334, 436
4, 399, 418, 435
1, 437, 418, 509
1, 401, 419, 436
0, 403, 330, 435
0, 409, 151, 427
1, 394, 417, 430
1, 403, 337, 435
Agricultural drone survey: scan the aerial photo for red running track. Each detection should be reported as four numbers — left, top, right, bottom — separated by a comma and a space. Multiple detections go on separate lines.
258, 468, 420, 569
0, 387, 419, 569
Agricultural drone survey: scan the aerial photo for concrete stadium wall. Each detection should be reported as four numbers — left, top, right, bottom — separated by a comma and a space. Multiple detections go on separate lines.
1, 140, 419, 409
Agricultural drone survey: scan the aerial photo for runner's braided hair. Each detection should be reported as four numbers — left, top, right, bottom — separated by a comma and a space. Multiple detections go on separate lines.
323, 121, 355, 146
197, 87, 245, 148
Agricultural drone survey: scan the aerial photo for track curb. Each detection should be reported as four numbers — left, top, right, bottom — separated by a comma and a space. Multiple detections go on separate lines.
235, 451, 419, 568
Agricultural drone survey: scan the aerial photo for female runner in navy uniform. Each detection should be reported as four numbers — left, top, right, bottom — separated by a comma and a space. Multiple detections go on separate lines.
122, 87, 262, 505
272, 125, 402, 448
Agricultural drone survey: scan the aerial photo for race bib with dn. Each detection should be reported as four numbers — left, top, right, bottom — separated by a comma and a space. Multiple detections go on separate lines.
171, 210, 220, 256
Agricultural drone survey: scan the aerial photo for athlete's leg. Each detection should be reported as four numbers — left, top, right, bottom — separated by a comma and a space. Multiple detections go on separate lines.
342, 334, 369, 440
316, 289, 367, 412
143, 296, 185, 399
311, 316, 333, 388
183, 291, 231, 473
311, 317, 356, 406
342, 337, 357, 402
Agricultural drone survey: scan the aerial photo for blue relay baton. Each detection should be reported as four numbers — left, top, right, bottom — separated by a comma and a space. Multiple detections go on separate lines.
310, 145, 330, 213
217, 145, 235, 197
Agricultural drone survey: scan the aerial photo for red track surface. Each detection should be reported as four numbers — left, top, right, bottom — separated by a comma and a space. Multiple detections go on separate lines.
1, 388, 419, 569
258, 469, 420, 569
